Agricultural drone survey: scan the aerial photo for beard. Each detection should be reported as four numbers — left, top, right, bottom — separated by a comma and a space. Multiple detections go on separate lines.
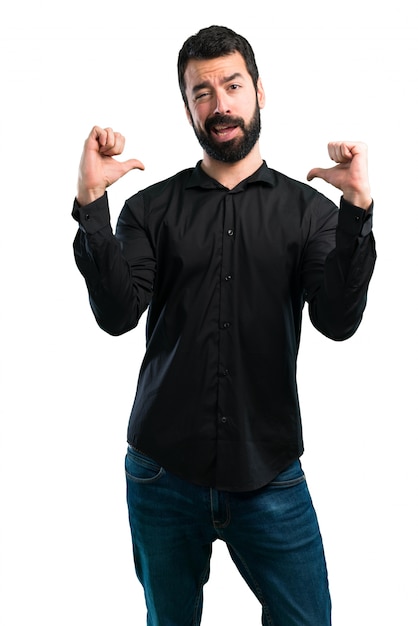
191, 103, 261, 163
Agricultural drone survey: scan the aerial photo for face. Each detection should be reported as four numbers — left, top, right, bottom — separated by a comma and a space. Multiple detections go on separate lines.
184, 52, 265, 163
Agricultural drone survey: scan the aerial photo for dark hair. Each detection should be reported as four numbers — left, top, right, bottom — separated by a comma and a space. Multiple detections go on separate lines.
177, 25, 259, 107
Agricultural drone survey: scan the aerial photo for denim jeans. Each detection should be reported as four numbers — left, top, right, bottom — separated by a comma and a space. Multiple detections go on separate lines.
125, 447, 331, 626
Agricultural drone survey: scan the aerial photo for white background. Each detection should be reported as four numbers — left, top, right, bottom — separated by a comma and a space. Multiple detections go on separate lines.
1, 1, 417, 624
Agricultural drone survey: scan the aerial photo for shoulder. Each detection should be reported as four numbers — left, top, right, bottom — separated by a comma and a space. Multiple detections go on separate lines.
129, 168, 195, 206
266, 166, 329, 201
264, 166, 338, 221
117, 168, 195, 228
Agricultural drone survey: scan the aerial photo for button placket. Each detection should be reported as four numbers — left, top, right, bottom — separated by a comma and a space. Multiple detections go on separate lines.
217, 194, 235, 428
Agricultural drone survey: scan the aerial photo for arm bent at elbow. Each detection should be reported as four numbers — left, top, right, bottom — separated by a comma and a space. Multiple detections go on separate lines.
308, 228, 376, 341
72, 202, 155, 335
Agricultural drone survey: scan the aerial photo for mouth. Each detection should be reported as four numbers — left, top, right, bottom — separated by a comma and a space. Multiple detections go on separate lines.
210, 124, 240, 142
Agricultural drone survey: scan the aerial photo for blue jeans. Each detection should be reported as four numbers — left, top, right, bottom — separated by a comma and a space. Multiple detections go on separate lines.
125, 447, 331, 626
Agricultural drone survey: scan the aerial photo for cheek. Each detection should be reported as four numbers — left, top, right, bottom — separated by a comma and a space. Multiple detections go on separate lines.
189, 108, 207, 130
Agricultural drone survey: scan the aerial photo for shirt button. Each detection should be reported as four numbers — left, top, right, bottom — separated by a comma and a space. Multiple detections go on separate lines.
227, 229, 234, 236
224, 274, 232, 281
85, 213, 90, 221
222, 322, 231, 329
220, 416, 227, 424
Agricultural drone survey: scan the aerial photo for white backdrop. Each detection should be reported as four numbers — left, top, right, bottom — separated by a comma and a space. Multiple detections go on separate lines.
1, 1, 417, 624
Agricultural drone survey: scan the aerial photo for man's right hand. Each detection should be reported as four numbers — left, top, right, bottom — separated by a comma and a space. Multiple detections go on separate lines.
77, 126, 145, 206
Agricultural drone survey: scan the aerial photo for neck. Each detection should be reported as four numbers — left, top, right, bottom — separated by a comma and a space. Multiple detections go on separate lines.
201, 144, 263, 190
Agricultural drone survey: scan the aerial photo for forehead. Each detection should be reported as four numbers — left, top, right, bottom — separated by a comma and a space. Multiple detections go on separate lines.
184, 52, 250, 91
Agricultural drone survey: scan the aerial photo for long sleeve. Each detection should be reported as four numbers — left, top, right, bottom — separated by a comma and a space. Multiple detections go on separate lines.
304, 197, 376, 341
70, 164, 377, 490
72, 192, 155, 336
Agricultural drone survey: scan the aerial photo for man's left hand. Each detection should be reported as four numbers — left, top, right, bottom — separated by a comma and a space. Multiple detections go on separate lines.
307, 141, 372, 210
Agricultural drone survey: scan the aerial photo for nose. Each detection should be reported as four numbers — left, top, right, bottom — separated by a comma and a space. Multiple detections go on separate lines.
213, 91, 230, 115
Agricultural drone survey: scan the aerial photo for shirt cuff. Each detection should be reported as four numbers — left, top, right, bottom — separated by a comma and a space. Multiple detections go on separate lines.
339, 197, 374, 237
71, 192, 111, 234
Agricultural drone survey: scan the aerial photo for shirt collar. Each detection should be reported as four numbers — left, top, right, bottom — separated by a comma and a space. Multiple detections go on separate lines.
186, 160, 275, 191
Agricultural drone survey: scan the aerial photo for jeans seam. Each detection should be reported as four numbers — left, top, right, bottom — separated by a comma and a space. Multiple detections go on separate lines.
125, 468, 166, 484
192, 554, 211, 625
228, 546, 274, 626
269, 474, 306, 488
210, 490, 231, 529
125, 447, 166, 483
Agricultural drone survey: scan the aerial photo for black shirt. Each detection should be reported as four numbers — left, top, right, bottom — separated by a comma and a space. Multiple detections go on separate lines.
73, 161, 376, 492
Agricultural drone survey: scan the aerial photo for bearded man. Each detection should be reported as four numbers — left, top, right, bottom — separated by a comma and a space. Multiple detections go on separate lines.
72, 25, 376, 626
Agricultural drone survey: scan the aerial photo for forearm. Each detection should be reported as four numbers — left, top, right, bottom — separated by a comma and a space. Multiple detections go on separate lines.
308, 198, 376, 340
72, 193, 153, 335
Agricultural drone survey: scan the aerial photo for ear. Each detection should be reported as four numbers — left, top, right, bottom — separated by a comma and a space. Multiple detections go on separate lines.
256, 78, 266, 110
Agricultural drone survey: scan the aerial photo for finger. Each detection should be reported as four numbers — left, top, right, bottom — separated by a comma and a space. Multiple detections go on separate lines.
328, 142, 344, 163
328, 141, 354, 164
307, 165, 343, 184
103, 126, 115, 145
90, 125, 112, 148
85, 125, 106, 150
307, 167, 326, 182
121, 158, 146, 173
327, 142, 338, 163
99, 128, 125, 155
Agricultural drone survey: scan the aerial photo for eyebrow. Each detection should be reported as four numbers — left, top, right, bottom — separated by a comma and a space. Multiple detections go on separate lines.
192, 72, 245, 95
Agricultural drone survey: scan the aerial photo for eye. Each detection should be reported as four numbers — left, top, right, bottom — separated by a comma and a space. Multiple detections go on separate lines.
195, 91, 211, 101
229, 83, 241, 91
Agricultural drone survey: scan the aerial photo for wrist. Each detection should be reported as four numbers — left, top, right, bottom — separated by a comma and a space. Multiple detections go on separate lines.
342, 189, 372, 211
76, 186, 106, 207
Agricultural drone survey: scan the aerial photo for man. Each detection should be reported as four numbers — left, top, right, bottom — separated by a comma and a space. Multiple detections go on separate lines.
73, 25, 376, 626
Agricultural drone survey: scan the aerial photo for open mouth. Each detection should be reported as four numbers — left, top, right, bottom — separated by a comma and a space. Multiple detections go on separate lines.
205, 115, 244, 141
212, 124, 237, 135
211, 124, 239, 141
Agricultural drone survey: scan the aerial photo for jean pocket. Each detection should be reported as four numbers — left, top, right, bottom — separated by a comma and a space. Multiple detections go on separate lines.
269, 460, 306, 488
125, 447, 166, 483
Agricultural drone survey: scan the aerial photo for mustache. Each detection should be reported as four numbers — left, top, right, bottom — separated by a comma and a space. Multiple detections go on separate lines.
205, 115, 245, 133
